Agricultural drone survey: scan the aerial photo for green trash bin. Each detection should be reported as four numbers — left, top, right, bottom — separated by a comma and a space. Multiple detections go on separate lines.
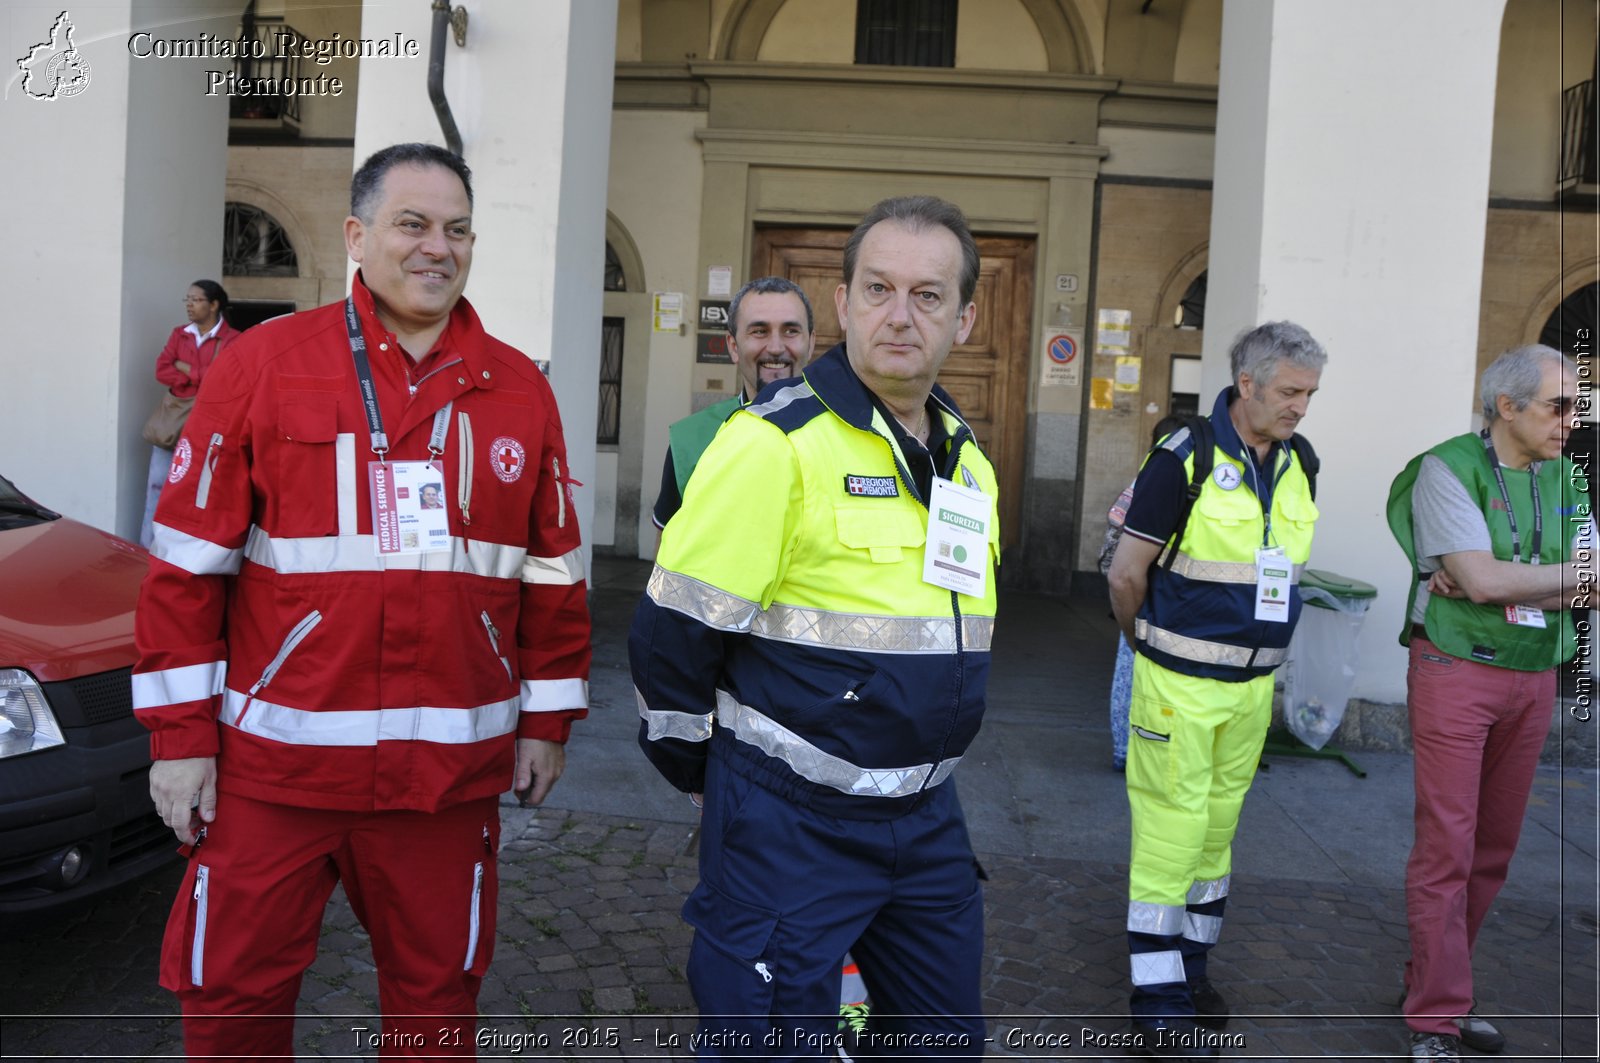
1282, 568, 1378, 751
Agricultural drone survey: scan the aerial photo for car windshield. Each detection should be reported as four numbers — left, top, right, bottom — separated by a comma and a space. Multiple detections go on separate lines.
0, 474, 60, 529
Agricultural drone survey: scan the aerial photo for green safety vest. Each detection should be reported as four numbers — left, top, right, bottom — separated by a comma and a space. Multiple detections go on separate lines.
1387, 432, 1586, 671
668, 396, 743, 497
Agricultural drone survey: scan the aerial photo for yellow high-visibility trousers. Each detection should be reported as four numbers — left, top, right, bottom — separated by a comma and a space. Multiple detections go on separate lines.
1124, 653, 1273, 1014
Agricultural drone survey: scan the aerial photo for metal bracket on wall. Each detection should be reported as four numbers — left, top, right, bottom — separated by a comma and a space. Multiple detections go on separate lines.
451, 5, 468, 48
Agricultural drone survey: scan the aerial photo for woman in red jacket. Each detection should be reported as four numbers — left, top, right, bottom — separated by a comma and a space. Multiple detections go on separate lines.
140, 280, 242, 547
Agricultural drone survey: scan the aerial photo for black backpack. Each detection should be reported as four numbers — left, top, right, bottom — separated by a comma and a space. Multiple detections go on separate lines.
1160, 415, 1319, 571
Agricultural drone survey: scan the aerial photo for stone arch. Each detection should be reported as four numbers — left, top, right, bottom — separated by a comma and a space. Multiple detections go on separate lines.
605, 211, 647, 293
1521, 259, 1600, 347
222, 180, 316, 278
715, 0, 1093, 73
1153, 240, 1209, 328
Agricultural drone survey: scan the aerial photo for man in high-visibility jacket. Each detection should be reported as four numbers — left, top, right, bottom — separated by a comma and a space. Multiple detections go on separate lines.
652, 277, 816, 530
1108, 321, 1328, 1057
631, 195, 999, 1060
1388, 345, 1591, 1063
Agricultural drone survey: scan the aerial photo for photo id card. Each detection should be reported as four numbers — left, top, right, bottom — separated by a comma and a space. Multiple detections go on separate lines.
1504, 604, 1547, 628
369, 460, 451, 556
923, 476, 992, 598
1254, 546, 1291, 623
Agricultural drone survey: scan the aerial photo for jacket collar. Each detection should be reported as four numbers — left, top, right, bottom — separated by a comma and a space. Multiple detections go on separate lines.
803, 343, 970, 439
1211, 386, 1289, 472
349, 271, 496, 386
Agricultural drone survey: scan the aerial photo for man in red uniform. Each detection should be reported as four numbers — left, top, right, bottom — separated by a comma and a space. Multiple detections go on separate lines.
133, 143, 591, 1059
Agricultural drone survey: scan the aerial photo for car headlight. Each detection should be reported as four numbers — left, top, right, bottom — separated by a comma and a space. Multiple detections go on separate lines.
0, 668, 66, 759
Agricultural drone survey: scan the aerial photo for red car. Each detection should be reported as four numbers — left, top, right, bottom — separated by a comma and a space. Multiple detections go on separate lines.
0, 473, 174, 916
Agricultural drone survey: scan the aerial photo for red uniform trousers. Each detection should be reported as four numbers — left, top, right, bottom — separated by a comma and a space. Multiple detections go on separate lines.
160, 791, 501, 1061
1403, 635, 1554, 1036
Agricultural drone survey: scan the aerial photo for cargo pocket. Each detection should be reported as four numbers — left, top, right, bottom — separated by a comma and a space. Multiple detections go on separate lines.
834, 505, 925, 564
1127, 689, 1178, 798
272, 393, 341, 536
682, 881, 780, 1016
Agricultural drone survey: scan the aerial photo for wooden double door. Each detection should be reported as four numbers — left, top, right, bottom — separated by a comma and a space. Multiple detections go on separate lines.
751, 227, 1033, 550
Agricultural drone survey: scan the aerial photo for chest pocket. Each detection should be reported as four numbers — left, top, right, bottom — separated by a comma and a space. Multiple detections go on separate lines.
270, 393, 341, 537
835, 505, 925, 564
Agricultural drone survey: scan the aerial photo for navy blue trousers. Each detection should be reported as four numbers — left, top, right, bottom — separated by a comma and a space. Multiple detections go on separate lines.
685, 755, 986, 1060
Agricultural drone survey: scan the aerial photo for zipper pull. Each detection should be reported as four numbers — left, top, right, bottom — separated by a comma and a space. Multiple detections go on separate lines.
754, 961, 772, 983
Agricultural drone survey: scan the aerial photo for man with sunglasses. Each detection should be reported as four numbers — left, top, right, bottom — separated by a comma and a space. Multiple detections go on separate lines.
1388, 345, 1593, 1062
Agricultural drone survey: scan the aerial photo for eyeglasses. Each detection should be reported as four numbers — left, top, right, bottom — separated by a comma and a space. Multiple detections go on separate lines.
1535, 396, 1577, 415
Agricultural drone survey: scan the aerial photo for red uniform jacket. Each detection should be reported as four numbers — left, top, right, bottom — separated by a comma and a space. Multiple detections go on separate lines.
133, 276, 591, 813
154, 321, 242, 399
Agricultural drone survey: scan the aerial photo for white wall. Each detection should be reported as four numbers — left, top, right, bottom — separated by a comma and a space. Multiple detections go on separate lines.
1205, 0, 1506, 703
352, 0, 616, 571
1, 0, 232, 538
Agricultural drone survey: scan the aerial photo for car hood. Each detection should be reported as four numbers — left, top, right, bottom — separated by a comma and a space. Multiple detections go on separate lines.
0, 517, 148, 683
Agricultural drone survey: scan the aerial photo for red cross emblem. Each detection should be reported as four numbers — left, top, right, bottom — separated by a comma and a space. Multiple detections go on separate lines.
490, 436, 526, 484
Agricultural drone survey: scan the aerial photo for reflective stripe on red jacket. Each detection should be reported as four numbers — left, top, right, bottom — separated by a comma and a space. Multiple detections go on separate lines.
133, 274, 591, 813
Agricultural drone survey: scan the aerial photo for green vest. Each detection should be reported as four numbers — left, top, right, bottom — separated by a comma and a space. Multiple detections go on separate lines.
1387, 432, 1585, 671
668, 396, 743, 496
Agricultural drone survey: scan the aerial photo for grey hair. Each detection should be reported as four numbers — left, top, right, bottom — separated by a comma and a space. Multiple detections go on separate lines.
1480, 344, 1575, 422
728, 276, 814, 335
1229, 320, 1328, 387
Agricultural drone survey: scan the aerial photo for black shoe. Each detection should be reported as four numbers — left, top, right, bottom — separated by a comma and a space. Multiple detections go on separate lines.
1189, 977, 1230, 1030
1455, 1006, 1505, 1054
1131, 1017, 1222, 1059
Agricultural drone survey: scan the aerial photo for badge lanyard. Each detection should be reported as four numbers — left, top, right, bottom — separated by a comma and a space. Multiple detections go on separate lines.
1480, 429, 1541, 565
346, 298, 455, 557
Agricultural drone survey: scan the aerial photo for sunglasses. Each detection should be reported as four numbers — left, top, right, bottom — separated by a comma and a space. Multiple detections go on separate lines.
1535, 396, 1577, 415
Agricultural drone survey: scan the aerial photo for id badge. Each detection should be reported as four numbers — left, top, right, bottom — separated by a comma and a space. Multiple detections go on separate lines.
1504, 604, 1548, 628
369, 460, 451, 556
1254, 546, 1292, 623
923, 476, 992, 598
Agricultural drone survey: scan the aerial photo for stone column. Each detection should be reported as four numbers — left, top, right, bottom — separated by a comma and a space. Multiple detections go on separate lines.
1203, 0, 1507, 701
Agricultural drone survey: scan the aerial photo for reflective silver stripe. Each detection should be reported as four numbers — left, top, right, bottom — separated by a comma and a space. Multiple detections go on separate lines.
753, 604, 993, 654
132, 661, 227, 710
1127, 901, 1184, 936
220, 690, 518, 745
715, 690, 959, 798
1182, 912, 1223, 945
523, 546, 585, 586
151, 523, 245, 576
747, 381, 814, 418
1130, 950, 1185, 986
521, 678, 588, 713
1166, 552, 1305, 585
335, 432, 358, 535
1135, 619, 1288, 669
244, 526, 525, 580
1187, 875, 1231, 904
647, 566, 761, 632
636, 687, 714, 743
1159, 426, 1193, 454
465, 862, 484, 971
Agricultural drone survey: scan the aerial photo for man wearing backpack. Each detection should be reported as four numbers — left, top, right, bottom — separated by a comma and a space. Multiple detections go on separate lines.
1107, 320, 1327, 1057
1387, 345, 1591, 1063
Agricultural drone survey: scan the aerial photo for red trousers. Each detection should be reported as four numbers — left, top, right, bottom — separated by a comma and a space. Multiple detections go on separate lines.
1403, 635, 1554, 1036
159, 791, 501, 1061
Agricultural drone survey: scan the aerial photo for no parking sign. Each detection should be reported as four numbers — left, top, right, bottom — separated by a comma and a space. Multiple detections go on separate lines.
1041, 330, 1082, 387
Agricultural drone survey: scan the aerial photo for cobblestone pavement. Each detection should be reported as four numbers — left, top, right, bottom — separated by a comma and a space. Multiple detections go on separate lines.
3, 559, 1596, 1061
4, 799, 1596, 1061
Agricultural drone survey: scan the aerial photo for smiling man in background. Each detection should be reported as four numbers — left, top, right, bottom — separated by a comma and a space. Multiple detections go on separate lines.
651, 276, 816, 531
